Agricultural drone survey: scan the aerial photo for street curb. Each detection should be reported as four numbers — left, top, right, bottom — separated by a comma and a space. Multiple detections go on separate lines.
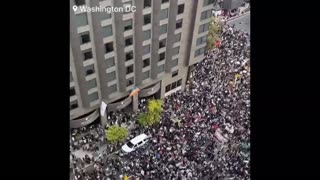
226, 11, 250, 22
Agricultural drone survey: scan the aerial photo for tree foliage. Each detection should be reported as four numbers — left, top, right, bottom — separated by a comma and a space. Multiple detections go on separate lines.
207, 17, 223, 49
106, 125, 128, 144
138, 99, 164, 127
138, 112, 150, 127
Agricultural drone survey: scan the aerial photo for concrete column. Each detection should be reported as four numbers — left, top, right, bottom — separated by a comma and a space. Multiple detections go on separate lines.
132, 95, 139, 112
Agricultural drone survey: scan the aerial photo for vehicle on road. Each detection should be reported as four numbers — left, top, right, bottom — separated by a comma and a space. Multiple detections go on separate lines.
121, 133, 150, 153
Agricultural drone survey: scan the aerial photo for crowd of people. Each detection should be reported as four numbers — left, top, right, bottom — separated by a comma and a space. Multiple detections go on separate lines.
70, 23, 250, 180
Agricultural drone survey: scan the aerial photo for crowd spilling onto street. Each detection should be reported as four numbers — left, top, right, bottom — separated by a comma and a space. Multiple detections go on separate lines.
70, 22, 250, 180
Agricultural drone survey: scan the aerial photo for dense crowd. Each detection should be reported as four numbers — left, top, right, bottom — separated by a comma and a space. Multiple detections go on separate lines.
70, 23, 250, 180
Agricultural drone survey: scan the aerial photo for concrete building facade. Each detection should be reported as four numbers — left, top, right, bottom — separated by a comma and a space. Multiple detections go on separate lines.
70, 0, 215, 128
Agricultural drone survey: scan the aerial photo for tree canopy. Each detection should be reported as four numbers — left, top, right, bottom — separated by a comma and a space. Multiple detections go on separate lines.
106, 125, 128, 144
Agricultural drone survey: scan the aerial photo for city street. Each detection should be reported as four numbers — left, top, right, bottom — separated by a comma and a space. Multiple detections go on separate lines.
227, 12, 250, 35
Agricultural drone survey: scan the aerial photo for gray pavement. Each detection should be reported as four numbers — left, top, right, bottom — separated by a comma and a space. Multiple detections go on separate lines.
227, 12, 250, 35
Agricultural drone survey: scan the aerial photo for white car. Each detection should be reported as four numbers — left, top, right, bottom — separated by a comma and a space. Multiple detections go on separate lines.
121, 133, 150, 153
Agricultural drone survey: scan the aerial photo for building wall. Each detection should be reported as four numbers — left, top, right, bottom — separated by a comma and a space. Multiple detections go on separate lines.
70, 0, 214, 123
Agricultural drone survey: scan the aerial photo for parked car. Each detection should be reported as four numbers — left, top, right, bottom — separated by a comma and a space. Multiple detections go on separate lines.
121, 133, 150, 153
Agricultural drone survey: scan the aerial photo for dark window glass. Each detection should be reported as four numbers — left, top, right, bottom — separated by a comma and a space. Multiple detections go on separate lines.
105, 42, 114, 53
165, 85, 171, 92
75, 0, 85, 6
127, 77, 134, 86
70, 101, 78, 110
124, 19, 133, 31
126, 51, 134, 61
177, 79, 182, 86
80, 33, 90, 44
70, 87, 76, 96
176, 19, 183, 29
159, 39, 166, 49
172, 70, 178, 77
144, 0, 151, 8
84, 64, 95, 76
171, 82, 177, 89
125, 36, 133, 46
126, 65, 134, 74
143, 58, 150, 67
144, 14, 151, 25
159, 52, 165, 61
177, 4, 184, 14
83, 51, 93, 60
162, 0, 169, 3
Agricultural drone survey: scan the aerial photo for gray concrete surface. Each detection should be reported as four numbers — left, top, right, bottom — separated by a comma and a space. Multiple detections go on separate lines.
227, 12, 250, 35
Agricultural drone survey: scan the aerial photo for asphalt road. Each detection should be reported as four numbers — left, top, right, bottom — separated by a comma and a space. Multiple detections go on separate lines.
227, 12, 250, 35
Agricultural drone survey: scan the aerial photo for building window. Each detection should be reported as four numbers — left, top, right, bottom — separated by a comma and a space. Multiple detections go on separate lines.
203, 0, 214, 7
160, 24, 167, 34
70, 72, 73, 82
173, 46, 180, 55
126, 65, 134, 74
123, 1, 132, 14
159, 52, 165, 61
84, 64, 95, 76
75, 0, 85, 6
175, 33, 181, 42
143, 71, 150, 80
105, 42, 114, 53
172, 58, 178, 67
177, 79, 182, 86
143, 30, 151, 40
88, 92, 99, 102
160, 8, 168, 20
143, 58, 150, 67
80, 32, 90, 44
126, 51, 134, 61
109, 84, 117, 93
162, 0, 169, 3
201, 10, 212, 20
127, 77, 134, 86
75, 13, 88, 27
199, 23, 210, 34
172, 70, 178, 77
124, 19, 133, 31
176, 19, 183, 29
171, 81, 177, 89
177, 4, 184, 14
144, 14, 151, 25
158, 64, 165, 73
101, 9, 112, 20
70, 100, 78, 110
165, 85, 171, 92
106, 57, 115, 68
196, 35, 208, 46
144, 0, 151, 8
143, 44, 151, 55
159, 38, 166, 49
83, 50, 93, 61
70, 87, 76, 96
106, 71, 116, 82
102, 25, 113, 37
125, 36, 133, 47
194, 47, 205, 57
87, 79, 97, 89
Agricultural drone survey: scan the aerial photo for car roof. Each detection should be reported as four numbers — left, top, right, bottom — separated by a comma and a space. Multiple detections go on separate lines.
130, 133, 148, 144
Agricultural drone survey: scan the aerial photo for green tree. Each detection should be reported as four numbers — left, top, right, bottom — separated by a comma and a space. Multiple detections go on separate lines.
106, 125, 128, 144
138, 112, 150, 127
138, 99, 164, 127
207, 17, 223, 49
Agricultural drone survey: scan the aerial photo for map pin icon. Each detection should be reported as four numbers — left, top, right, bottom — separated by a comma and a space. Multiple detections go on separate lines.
73, 6, 78, 12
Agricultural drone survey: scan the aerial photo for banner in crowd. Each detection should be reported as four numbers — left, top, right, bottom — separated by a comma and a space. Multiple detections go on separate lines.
129, 86, 140, 96
100, 101, 107, 117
